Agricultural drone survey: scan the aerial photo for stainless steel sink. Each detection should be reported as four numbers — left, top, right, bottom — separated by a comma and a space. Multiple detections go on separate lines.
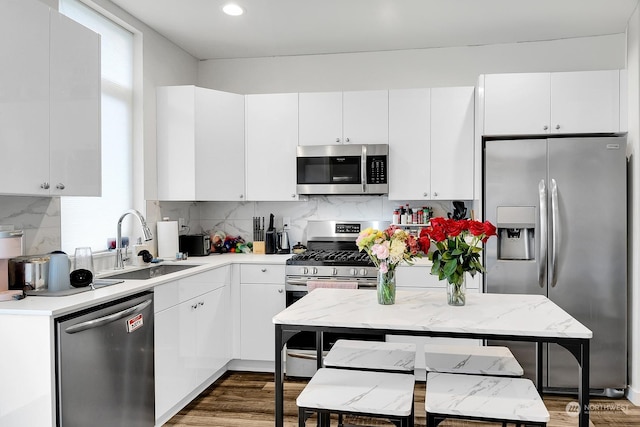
100, 264, 201, 280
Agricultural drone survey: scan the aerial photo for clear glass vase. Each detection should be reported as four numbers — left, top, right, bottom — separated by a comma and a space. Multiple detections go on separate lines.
447, 278, 466, 306
377, 269, 396, 305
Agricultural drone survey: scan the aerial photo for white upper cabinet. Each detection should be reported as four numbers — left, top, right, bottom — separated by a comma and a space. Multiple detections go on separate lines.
388, 88, 431, 200
550, 70, 620, 134
0, 0, 51, 195
245, 93, 300, 201
0, 0, 101, 196
298, 92, 342, 145
483, 70, 621, 135
298, 90, 388, 145
157, 86, 245, 201
50, 12, 101, 197
430, 87, 475, 200
388, 87, 474, 201
342, 90, 389, 144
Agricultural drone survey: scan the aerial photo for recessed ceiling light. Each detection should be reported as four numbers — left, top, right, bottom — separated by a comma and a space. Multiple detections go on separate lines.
222, 3, 244, 16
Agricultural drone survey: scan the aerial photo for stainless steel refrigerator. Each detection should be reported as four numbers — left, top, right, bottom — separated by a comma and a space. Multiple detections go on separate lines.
483, 135, 627, 395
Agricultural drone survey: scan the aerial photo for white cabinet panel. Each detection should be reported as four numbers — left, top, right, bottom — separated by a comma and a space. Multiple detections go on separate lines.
550, 70, 620, 134
0, 0, 50, 195
157, 86, 245, 201
0, 1, 100, 196
388, 89, 430, 200
155, 302, 194, 418
245, 93, 299, 201
50, 12, 101, 196
154, 268, 231, 422
298, 92, 342, 145
298, 90, 388, 145
430, 87, 474, 200
388, 87, 474, 201
483, 70, 621, 136
240, 282, 285, 361
484, 73, 550, 135
342, 90, 389, 145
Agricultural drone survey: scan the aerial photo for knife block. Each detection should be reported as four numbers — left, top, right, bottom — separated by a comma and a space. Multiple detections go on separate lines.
253, 241, 265, 254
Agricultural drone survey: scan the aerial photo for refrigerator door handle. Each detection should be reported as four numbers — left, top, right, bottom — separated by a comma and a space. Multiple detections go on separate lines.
538, 179, 547, 287
550, 178, 559, 287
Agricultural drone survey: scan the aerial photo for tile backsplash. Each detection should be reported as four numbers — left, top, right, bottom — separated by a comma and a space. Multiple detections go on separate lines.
149, 197, 467, 246
0, 196, 61, 255
0, 195, 469, 259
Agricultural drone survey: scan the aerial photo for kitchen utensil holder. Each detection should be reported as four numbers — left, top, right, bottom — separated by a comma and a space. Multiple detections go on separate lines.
253, 241, 265, 254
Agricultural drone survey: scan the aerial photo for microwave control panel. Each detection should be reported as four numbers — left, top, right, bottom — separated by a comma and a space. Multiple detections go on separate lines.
367, 156, 387, 184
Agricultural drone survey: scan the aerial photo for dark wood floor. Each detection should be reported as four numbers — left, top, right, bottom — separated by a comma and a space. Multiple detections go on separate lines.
166, 371, 640, 427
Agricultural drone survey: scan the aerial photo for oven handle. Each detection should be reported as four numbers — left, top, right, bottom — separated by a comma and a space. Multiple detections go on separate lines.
361, 144, 367, 192
286, 278, 377, 289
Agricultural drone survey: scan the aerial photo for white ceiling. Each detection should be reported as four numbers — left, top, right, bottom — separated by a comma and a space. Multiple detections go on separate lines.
108, 0, 639, 61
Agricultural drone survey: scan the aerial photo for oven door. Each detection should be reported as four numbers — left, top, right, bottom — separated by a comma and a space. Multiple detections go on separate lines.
284, 278, 384, 378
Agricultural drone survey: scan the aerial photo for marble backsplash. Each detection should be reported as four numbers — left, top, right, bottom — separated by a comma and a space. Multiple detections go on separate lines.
0, 196, 61, 256
149, 197, 470, 247
0, 195, 470, 259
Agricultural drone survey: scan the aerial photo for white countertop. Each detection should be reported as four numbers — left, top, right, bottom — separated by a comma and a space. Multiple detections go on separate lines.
0, 253, 292, 317
273, 288, 592, 339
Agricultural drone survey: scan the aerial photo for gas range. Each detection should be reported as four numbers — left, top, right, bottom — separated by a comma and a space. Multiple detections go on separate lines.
285, 220, 390, 285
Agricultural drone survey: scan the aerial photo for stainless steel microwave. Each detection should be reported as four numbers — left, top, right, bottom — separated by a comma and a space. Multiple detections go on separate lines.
296, 144, 389, 195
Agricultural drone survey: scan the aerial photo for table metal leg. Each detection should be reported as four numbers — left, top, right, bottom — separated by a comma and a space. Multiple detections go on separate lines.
316, 331, 324, 370
275, 325, 284, 427
535, 341, 543, 393
578, 339, 590, 427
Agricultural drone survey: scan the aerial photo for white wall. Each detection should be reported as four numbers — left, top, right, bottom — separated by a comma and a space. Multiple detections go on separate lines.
198, 34, 625, 93
627, 4, 640, 406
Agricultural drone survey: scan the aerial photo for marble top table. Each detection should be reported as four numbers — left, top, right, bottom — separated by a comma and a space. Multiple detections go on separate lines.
273, 289, 592, 427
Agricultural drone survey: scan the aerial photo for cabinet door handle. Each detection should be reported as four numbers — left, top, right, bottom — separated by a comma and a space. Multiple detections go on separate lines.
423, 192, 428, 197
40, 182, 50, 190
433, 192, 438, 197
336, 137, 341, 143
543, 125, 549, 130
192, 303, 198, 310
261, 268, 267, 272
198, 301, 204, 306
291, 194, 296, 198
555, 124, 561, 130
56, 183, 65, 190
345, 137, 350, 143
239, 194, 243, 199
278, 288, 283, 293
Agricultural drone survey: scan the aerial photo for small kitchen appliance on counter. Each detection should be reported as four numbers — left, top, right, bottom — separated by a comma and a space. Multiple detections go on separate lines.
179, 234, 211, 256
0, 229, 24, 292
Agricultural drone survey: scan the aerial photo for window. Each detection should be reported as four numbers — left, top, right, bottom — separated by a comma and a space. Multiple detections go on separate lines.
59, 0, 135, 253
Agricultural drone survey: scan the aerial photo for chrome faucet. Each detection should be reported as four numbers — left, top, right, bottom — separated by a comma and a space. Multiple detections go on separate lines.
114, 209, 153, 270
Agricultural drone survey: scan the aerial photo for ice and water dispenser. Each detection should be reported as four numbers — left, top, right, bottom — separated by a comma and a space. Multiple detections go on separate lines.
496, 206, 535, 260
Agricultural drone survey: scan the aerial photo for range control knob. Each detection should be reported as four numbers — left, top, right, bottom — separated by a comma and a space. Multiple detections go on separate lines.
302, 267, 308, 275
350, 268, 358, 276
312, 267, 318, 275
360, 268, 367, 276
332, 268, 338, 275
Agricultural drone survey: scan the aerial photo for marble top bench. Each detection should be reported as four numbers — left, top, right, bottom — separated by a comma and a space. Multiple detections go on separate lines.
424, 344, 523, 376
297, 368, 416, 418
324, 339, 416, 373
426, 372, 549, 424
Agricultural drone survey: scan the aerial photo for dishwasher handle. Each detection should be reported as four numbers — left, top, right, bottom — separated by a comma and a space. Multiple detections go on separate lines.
64, 299, 152, 334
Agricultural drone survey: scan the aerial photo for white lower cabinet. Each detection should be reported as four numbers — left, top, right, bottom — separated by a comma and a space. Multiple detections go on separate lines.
240, 265, 286, 361
154, 267, 231, 422
389, 264, 480, 379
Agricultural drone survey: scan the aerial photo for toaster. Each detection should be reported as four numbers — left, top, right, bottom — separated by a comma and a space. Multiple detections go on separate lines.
179, 234, 211, 256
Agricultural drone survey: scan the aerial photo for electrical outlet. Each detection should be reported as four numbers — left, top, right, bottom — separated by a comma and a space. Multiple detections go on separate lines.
178, 218, 186, 229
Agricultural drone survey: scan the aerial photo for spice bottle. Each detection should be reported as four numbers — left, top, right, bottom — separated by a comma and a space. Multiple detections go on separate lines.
392, 208, 400, 224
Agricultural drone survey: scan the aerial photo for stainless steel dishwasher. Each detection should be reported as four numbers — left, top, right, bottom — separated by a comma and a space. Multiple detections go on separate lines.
55, 291, 154, 426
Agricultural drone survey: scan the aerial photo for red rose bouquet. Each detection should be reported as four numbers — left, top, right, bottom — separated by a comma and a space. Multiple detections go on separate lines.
418, 217, 496, 305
